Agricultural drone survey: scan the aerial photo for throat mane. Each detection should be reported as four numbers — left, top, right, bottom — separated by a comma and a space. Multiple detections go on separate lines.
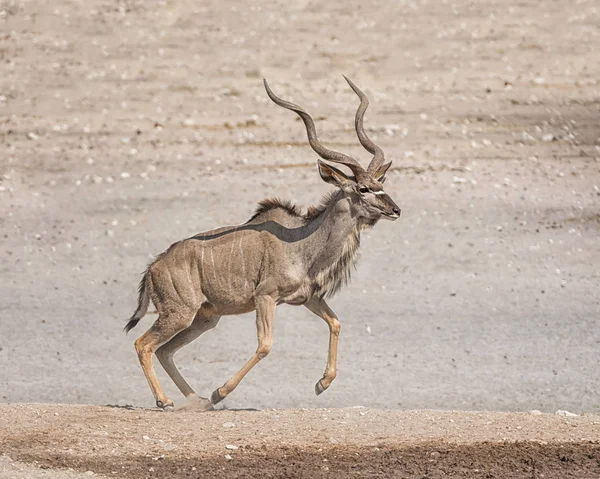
313, 225, 360, 299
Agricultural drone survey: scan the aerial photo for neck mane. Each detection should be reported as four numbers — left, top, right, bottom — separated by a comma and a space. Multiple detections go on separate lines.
247, 190, 338, 225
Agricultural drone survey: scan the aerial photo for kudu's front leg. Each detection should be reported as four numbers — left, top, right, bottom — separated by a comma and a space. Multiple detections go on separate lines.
305, 298, 341, 395
211, 295, 275, 405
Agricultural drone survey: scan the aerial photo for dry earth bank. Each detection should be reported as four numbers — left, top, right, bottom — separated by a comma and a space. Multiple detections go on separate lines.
1, 404, 600, 478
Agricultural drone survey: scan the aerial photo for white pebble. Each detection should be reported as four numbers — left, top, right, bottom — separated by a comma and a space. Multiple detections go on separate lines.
542, 133, 555, 142
555, 410, 579, 417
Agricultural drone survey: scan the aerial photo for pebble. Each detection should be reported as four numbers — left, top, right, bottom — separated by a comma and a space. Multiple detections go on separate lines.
225, 444, 239, 450
529, 410, 542, 415
225, 454, 233, 460
555, 410, 579, 417
222, 422, 235, 428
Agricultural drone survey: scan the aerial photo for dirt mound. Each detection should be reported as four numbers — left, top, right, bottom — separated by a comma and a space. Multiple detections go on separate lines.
1, 404, 599, 478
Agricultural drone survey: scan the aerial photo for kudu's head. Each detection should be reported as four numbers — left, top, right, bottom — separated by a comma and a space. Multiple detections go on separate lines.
264, 77, 400, 223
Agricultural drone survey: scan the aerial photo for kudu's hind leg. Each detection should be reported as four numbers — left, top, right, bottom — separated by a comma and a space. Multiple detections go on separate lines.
134, 310, 195, 410
211, 295, 275, 405
156, 310, 220, 411
305, 298, 340, 395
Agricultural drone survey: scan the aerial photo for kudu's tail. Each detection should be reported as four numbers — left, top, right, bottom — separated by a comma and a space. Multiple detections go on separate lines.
124, 273, 150, 334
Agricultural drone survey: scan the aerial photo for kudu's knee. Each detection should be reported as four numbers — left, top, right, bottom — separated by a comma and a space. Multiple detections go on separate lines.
134, 336, 152, 358
256, 342, 272, 360
330, 318, 341, 336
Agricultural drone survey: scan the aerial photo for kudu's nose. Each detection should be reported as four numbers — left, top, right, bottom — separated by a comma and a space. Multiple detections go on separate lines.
392, 207, 401, 216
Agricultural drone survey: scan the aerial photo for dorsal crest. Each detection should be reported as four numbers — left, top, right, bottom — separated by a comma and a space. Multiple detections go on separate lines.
247, 198, 302, 223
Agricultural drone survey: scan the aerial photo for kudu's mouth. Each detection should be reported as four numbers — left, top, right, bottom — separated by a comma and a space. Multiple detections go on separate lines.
382, 209, 401, 220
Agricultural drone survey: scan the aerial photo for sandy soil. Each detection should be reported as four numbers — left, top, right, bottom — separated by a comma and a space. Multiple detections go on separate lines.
0, 0, 599, 475
0, 404, 599, 478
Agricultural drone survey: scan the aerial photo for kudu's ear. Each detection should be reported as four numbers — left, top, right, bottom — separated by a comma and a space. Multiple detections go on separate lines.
318, 160, 353, 187
373, 161, 392, 183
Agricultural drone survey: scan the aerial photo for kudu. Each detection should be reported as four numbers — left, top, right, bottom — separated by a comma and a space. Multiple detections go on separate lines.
126, 77, 400, 411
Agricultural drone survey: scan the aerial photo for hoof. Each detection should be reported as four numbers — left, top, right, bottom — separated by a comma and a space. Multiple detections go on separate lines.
177, 395, 214, 412
156, 399, 175, 411
211, 388, 224, 405
315, 379, 327, 396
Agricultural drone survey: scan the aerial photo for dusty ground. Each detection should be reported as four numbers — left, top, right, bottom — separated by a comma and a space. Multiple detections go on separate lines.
0, 0, 599, 476
0, 404, 599, 478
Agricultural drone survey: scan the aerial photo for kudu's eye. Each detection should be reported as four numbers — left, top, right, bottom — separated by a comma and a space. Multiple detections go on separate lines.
358, 186, 370, 194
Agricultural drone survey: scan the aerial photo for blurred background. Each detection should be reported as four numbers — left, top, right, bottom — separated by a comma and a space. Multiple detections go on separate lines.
0, 0, 599, 412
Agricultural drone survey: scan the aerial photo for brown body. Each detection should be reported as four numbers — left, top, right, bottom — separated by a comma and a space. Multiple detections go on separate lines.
127, 78, 400, 411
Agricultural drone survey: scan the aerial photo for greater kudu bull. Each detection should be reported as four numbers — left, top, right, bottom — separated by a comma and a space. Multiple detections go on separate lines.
126, 77, 400, 411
